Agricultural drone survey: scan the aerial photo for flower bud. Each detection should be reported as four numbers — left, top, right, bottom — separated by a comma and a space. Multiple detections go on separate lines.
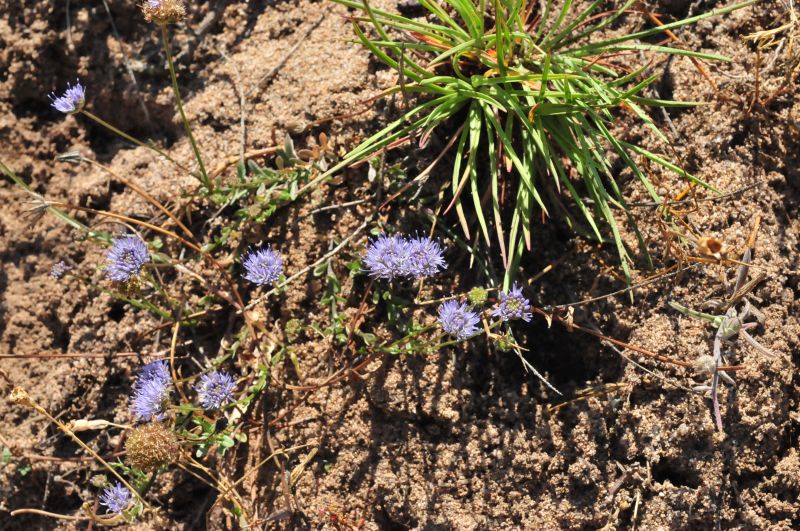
468, 287, 488, 306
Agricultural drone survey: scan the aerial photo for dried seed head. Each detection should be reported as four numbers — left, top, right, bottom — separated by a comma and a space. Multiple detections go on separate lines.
141, 0, 186, 24
694, 354, 717, 375
9, 387, 33, 407
696, 236, 727, 260
125, 423, 179, 471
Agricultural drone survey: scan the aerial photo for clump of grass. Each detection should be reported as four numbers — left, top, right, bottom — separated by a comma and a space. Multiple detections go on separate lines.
332, 0, 756, 284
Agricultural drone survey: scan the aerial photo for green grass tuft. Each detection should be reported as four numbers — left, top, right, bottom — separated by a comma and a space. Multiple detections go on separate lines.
331, 0, 757, 286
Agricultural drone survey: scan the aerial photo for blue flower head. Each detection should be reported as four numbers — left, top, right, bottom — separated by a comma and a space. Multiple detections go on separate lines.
437, 300, 481, 340
402, 235, 446, 279
136, 360, 171, 389
491, 283, 532, 322
50, 261, 73, 280
49, 80, 85, 114
195, 371, 236, 410
130, 361, 172, 422
99, 482, 132, 514
363, 234, 410, 280
105, 235, 150, 282
242, 246, 283, 286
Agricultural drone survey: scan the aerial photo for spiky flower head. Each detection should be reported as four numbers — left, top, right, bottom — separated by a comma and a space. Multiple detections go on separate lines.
130, 360, 172, 422
49, 80, 85, 114
99, 482, 132, 514
437, 300, 481, 340
105, 235, 150, 283
363, 234, 410, 280
141, 0, 186, 24
195, 371, 236, 410
491, 283, 532, 322
402, 235, 446, 279
125, 423, 179, 471
242, 246, 284, 286
50, 261, 73, 280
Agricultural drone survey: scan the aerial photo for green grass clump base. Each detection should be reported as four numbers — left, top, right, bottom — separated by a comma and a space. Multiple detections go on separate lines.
332, 0, 757, 286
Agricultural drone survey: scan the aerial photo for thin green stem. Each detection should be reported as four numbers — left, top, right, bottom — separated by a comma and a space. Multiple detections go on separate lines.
160, 23, 210, 191
80, 110, 190, 173
138, 470, 160, 498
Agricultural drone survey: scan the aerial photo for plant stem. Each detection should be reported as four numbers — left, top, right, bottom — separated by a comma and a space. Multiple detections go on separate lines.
139, 470, 161, 498
83, 157, 195, 239
160, 23, 211, 192
8, 388, 150, 510
80, 110, 190, 173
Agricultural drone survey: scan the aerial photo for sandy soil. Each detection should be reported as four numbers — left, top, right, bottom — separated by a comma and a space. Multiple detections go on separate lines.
1, 0, 798, 529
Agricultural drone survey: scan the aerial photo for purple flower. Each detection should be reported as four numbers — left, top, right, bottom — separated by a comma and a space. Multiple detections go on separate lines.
195, 371, 236, 410
99, 482, 132, 513
105, 235, 150, 282
491, 283, 532, 322
363, 234, 410, 280
242, 246, 283, 286
402, 235, 446, 279
49, 80, 85, 114
50, 261, 73, 279
147, 0, 162, 7
136, 360, 171, 389
437, 300, 481, 340
130, 361, 172, 422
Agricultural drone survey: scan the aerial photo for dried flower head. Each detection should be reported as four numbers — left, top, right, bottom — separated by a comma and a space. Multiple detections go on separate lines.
195, 371, 236, 410
491, 283, 532, 322
105, 235, 150, 283
130, 361, 172, 422
125, 423, 179, 471
363, 234, 409, 280
99, 482, 133, 514
242, 246, 284, 286
50, 261, 73, 280
437, 300, 481, 340
8, 387, 33, 407
141, 0, 186, 24
49, 80, 85, 114
402, 235, 446, 279
694, 354, 717, 375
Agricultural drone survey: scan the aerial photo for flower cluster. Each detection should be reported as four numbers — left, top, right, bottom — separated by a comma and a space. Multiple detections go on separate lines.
364, 234, 446, 280
195, 371, 236, 410
99, 482, 132, 514
130, 360, 172, 422
50, 261, 73, 280
105, 235, 150, 283
242, 246, 284, 287
437, 300, 481, 340
491, 283, 532, 322
437, 284, 531, 340
49, 80, 85, 114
